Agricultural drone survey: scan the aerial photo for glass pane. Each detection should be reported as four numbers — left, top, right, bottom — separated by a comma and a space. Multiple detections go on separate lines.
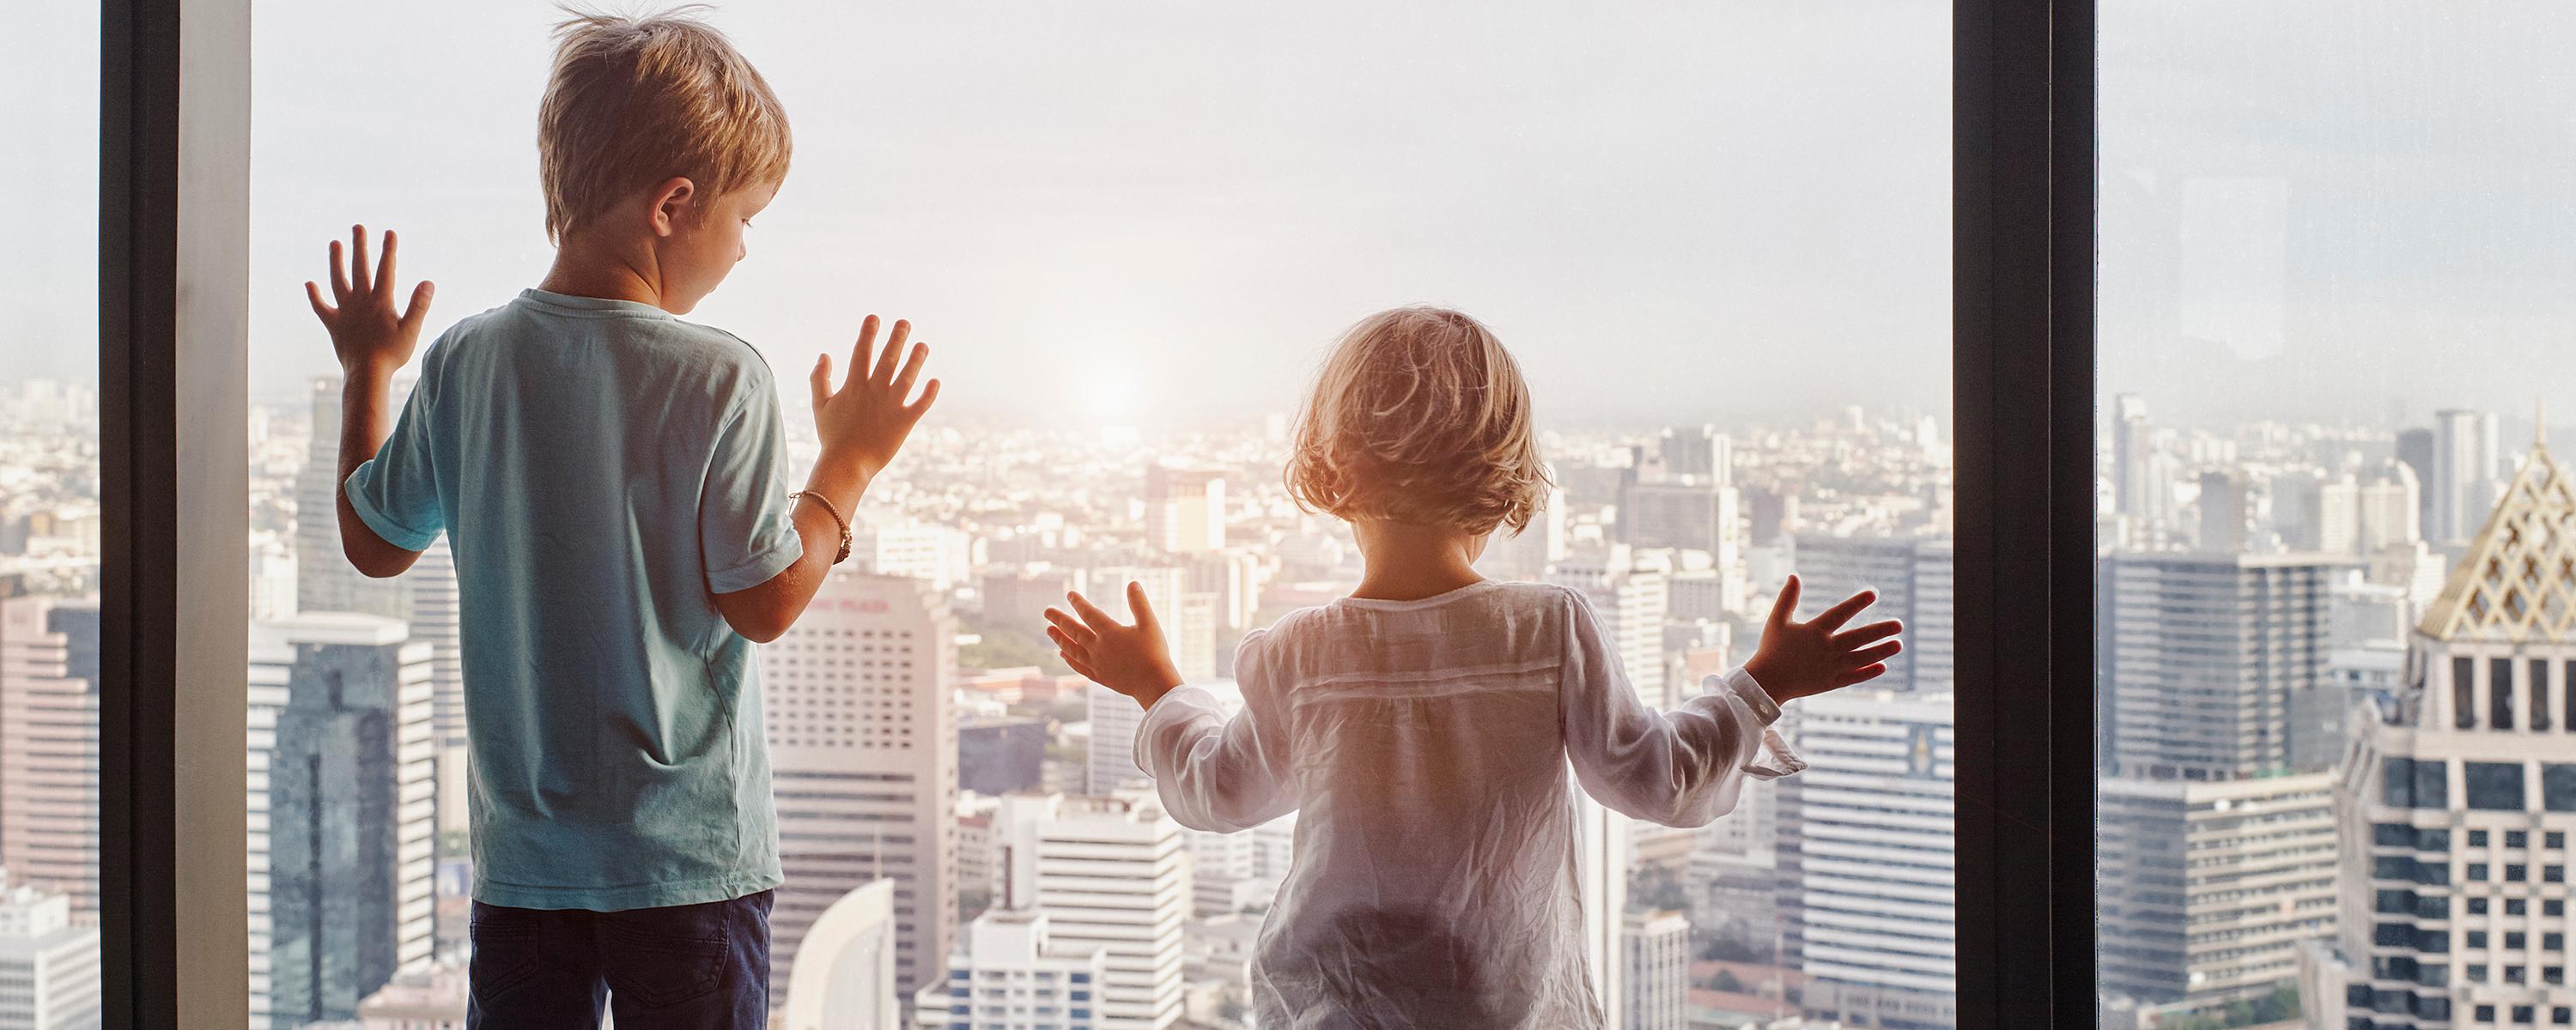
0, 3, 106, 1028
2098, 3, 2576, 1027
253, 3, 1947, 1027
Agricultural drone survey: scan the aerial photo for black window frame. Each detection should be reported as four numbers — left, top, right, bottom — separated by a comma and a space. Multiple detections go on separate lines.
98, 0, 2101, 1025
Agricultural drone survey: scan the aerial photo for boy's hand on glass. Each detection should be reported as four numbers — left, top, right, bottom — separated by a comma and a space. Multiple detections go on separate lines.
1742, 574, 1903, 706
306, 225, 434, 382
810, 314, 940, 488
1044, 583, 1185, 710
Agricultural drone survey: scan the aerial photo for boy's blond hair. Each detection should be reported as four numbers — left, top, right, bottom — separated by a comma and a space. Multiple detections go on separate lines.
538, 7, 792, 242
1286, 307, 1552, 536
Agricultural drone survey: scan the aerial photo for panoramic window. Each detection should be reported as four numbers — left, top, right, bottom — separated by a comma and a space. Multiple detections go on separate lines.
249, 3, 1947, 1027
2095, 3, 2576, 1028
0, 3, 107, 1028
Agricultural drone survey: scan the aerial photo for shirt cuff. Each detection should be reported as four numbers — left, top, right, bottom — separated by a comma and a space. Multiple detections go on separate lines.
341, 464, 441, 552
1133, 685, 1219, 777
1711, 666, 1783, 725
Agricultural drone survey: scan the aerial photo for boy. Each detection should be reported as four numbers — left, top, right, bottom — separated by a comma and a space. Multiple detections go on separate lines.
301, 11, 936, 1028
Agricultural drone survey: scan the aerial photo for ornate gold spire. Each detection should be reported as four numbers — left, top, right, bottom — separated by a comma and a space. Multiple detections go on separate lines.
2419, 441, 2576, 642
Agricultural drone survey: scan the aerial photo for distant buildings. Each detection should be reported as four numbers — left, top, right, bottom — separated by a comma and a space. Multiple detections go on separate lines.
1792, 690, 1955, 1030
1789, 536, 1953, 694
919, 908, 1112, 1030
2096, 772, 2338, 1009
1624, 909, 1690, 1030
961, 716, 1048, 796
761, 573, 960, 1000
2306, 440, 2576, 1028
784, 879, 902, 1030
2098, 552, 2348, 779
0, 595, 100, 918
0, 873, 101, 1030
990, 792, 1190, 1030
250, 614, 435, 1030
1145, 465, 1226, 555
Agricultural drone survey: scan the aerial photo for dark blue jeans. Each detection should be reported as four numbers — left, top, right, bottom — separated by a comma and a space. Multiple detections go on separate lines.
467, 891, 773, 1030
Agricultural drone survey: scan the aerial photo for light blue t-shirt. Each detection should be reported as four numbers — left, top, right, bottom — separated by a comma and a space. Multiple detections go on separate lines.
345, 288, 803, 912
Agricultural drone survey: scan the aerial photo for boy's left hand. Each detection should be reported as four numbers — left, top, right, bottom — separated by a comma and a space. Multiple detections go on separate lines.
1045, 583, 1185, 709
307, 224, 435, 381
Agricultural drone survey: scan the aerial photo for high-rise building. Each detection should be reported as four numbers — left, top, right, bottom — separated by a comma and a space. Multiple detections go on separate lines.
760, 573, 960, 1000
917, 908, 1113, 1030
991, 792, 1190, 1030
2200, 469, 2249, 552
2359, 459, 2426, 554
2304, 439, 2576, 1029
783, 879, 902, 1030
960, 716, 1048, 796
2114, 394, 2165, 529
852, 519, 974, 590
1793, 690, 1956, 1030
252, 614, 435, 1029
0, 596, 99, 918
0, 874, 101, 1030
2098, 552, 2347, 779
1790, 536, 1953, 694
1184, 813, 1296, 918
1088, 682, 1150, 797
1659, 425, 1734, 484
2397, 427, 2437, 538
2096, 772, 2338, 1012
2430, 408, 2503, 544
1144, 465, 1226, 554
1549, 559, 1673, 707
1623, 909, 1690, 1030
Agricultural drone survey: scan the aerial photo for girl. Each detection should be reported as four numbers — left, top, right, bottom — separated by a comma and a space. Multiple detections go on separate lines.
1043, 306, 1899, 1029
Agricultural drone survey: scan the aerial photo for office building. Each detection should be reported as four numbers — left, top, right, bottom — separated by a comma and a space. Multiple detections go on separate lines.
2098, 552, 2346, 779
1145, 465, 1226, 555
962, 717, 1049, 796
354, 970, 467, 1030
762, 573, 960, 999
784, 879, 902, 1030
1790, 536, 1953, 694
2430, 409, 2503, 544
2201, 470, 2249, 552
1624, 909, 1690, 1030
991, 792, 1190, 1030
1794, 690, 1956, 1030
0, 874, 101, 1030
919, 908, 1112, 1030
0, 596, 99, 918
1659, 425, 1734, 484
2307, 439, 2576, 1028
252, 615, 435, 1029
2096, 772, 2338, 1011
1550, 559, 1673, 708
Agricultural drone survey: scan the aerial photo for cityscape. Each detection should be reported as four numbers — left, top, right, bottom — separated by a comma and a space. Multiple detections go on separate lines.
7, 356, 2567, 1030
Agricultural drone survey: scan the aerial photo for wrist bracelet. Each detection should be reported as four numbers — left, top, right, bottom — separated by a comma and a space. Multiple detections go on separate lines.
789, 491, 854, 565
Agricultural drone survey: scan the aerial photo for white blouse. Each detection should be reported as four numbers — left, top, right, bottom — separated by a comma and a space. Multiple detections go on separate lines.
1133, 579, 1802, 1029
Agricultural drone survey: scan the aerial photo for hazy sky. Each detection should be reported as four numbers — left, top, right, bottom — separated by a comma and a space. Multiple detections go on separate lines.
12, 3, 2576, 432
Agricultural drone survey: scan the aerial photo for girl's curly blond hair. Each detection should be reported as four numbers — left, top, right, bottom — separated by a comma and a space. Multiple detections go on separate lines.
1285, 307, 1552, 536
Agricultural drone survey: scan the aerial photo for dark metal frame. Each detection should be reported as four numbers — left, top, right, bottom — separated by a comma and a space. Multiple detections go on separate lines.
94, 0, 2104, 1024
100, 0, 182, 1024
1953, 0, 2099, 1027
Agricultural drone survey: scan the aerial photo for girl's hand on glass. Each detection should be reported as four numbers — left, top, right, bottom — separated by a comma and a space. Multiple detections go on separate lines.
1045, 582, 1185, 709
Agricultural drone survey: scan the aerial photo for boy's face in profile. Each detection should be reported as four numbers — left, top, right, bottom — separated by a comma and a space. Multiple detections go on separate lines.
656, 176, 780, 315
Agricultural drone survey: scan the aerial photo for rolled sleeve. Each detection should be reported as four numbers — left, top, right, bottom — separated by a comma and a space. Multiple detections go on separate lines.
342, 377, 446, 552
1705, 668, 1807, 779
698, 387, 805, 595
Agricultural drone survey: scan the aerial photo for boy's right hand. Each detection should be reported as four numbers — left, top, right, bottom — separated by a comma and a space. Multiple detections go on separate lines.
810, 314, 940, 487
1742, 575, 1904, 706
1045, 584, 1186, 710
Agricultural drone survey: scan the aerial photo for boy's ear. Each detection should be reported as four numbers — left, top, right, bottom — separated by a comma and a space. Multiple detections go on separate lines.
648, 176, 698, 238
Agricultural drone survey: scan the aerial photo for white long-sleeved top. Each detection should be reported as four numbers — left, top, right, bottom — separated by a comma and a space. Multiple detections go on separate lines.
1133, 579, 1802, 1029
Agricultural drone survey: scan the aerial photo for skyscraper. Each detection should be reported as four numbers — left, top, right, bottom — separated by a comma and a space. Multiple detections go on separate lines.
1793, 690, 1956, 1030
253, 614, 435, 1029
1790, 536, 1953, 694
1658, 424, 1734, 484
1622, 909, 1690, 1030
2114, 394, 2162, 527
2199, 469, 2249, 552
0, 873, 101, 1030
783, 879, 902, 1030
2097, 552, 2347, 779
1144, 464, 1226, 554
2306, 438, 2576, 1028
761, 573, 960, 999
0, 595, 99, 918
2431, 408, 2503, 544
2096, 772, 2338, 1012
919, 908, 1112, 1030
1549, 560, 1673, 708
991, 792, 1190, 1030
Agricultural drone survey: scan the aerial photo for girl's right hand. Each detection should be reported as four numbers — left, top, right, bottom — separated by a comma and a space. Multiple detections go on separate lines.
1742, 574, 1904, 705
1045, 583, 1186, 710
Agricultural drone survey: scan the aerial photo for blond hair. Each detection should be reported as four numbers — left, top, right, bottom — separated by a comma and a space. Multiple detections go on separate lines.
1285, 307, 1552, 536
538, 6, 792, 242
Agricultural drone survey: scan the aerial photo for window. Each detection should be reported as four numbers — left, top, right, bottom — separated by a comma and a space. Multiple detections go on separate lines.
2467, 763, 2528, 812
0, 3, 106, 1027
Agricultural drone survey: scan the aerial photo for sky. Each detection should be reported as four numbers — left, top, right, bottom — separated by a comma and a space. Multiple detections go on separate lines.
9, 2, 2576, 432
